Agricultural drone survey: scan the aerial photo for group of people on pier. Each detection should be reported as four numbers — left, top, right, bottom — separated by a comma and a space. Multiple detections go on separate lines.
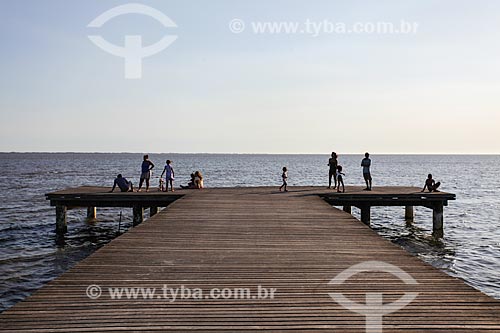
279, 151, 440, 193
110, 155, 203, 193
110, 153, 440, 194
323, 152, 372, 193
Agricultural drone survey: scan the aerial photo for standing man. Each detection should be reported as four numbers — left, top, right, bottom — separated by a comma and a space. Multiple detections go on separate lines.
328, 152, 338, 189
361, 152, 372, 191
137, 154, 155, 192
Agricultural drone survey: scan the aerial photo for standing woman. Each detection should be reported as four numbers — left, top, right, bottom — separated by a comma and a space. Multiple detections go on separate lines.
137, 154, 155, 192
328, 152, 338, 189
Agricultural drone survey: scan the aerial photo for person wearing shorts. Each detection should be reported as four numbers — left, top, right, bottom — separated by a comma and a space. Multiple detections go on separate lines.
361, 152, 372, 191
137, 154, 155, 192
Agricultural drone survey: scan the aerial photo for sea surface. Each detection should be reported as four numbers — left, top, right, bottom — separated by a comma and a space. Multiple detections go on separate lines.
0, 153, 499, 312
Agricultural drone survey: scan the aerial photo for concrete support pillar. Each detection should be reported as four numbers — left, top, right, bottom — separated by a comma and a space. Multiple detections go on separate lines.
56, 205, 67, 234
150, 206, 158, 217
433, 202, 444, 238
87, 207, 96, 219
343, 206, 352, 214
133, 206, 144, 226
360, 205, 371, 226
405, 206, 414, 222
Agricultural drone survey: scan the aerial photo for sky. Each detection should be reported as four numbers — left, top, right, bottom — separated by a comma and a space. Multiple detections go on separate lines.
0, 0, 499, 154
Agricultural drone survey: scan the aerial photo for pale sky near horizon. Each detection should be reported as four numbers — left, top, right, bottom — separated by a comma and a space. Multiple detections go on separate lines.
0, 0, 499, 153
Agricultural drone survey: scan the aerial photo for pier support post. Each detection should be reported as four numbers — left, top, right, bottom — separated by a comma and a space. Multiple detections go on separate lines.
360, 205, 371, 226
133, 206, 144, 226
150, 206, 158, 217
405, 206, 414, 222
432, 202, 444, 238
56, 206, 67, 234
87, 207, 96, 219
343, 206, 352, 214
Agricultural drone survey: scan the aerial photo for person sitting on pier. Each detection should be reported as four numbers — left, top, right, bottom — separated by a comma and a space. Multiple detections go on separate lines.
137, 154, 155, 192
336, 165, 345, 193
180, 173, 197, 189
422, 174, 441, 192
110, 174, 134, 192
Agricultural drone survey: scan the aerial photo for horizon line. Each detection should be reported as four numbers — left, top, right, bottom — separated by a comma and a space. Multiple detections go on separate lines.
1, 151, 499, 155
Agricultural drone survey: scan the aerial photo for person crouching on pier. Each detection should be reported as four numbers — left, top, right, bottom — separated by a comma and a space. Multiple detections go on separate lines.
422, 174, 441, 192
110, 174, 134, 192
279, 167, 288, 192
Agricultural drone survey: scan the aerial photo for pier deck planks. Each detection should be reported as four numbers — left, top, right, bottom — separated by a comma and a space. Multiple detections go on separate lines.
1, 187, 498, 332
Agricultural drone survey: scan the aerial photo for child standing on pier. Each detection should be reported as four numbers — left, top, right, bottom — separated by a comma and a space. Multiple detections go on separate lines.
336, 165, 345, 193
279, 167, 288, 192
160, 160, 175, 192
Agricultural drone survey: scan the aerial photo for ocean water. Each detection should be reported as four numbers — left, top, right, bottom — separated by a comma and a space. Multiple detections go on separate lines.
0, 153, 499, 312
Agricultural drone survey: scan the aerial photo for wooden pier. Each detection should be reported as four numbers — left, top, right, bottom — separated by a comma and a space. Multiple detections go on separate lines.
2, 187, 499, 332
46, 186, 182, 233
46, 186, 455, 237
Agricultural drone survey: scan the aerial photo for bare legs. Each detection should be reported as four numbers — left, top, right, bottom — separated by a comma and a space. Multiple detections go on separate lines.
138, 178, 150, 192
279, 181, 288, 192
337, 178, 345, 193
165, 179, 174, 192
328, 171, 337, 189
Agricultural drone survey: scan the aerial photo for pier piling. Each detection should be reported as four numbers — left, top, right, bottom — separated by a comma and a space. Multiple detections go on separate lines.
132, 206, 144, 226
405, 205, 414, 222
360, 205, 371, 225
86, 207, 96, 219
433, 202, 444, 238
55, 206, 67, 234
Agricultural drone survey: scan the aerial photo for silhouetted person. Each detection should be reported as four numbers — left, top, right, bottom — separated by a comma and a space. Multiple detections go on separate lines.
137, 154, 155, 192
279, 167, 288, 192
361, 152, 372, 191
328, 152, 338, 189
422, 174, 441, 192
336, 165, 345, 193
180, 173, 196, 189
160, 159, 175, 192
110, 174, 133, 192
